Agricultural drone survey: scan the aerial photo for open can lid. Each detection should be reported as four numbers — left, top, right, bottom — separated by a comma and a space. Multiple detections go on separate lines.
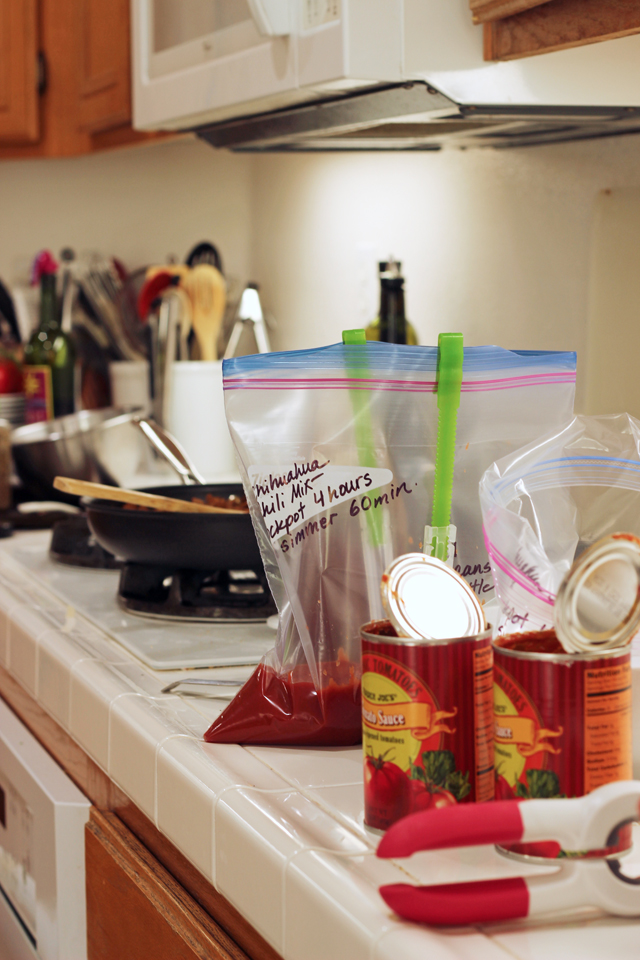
555, 533, 640, 653
381, 552, 486, 641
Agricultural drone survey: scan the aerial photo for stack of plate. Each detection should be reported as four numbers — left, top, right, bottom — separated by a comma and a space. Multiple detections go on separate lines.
0, 393, 25, 426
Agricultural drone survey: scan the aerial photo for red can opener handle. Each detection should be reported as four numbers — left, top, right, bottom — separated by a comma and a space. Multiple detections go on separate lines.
376, 782, 640, 928
376, 800, 525, 859
380, 877, 530, 926
377, 782, 640, 860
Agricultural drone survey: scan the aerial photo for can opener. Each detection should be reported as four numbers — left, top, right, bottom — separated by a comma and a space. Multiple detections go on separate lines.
376, 780, 640, 925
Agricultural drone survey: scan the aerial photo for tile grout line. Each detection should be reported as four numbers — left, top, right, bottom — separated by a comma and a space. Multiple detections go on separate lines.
107, 691, 145, 776
154, 732, 196, 826
281, 845, 381, 960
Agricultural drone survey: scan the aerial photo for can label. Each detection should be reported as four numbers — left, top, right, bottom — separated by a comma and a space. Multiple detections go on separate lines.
584, 663, 632, 792
362, 635, 494, 831
494, 664, 564, 800
473, 646, 495, 795
493, 638, 632, 859
24, 366, 53, 423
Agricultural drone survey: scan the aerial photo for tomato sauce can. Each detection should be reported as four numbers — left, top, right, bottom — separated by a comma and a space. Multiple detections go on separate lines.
493, 631, 633, 860
361, 620, 495, 831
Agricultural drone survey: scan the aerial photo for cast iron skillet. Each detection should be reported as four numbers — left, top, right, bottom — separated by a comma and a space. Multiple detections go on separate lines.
85, 483, 263, 571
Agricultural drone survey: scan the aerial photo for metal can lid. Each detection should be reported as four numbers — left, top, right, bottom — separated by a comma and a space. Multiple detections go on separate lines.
380, 552, 486, 641
554, 533, 640, 653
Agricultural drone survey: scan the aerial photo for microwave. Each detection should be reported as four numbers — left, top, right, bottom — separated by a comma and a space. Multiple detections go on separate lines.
132, 0, 640, 150
132, 0, 396, 131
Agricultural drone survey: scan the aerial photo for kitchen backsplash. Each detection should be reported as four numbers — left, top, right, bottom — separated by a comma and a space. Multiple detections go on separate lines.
2, 132, 640, 411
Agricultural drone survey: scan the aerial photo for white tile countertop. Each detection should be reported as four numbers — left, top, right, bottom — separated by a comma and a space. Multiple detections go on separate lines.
1, 531, 640, 960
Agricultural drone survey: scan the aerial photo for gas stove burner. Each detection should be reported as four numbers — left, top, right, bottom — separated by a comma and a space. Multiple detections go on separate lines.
118, 563, 277, 622
49, 515, 120, 569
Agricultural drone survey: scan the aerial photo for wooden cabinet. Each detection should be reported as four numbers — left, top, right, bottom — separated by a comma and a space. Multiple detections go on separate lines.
0, 0, 164, 159
470, 0, 553, 24
0, 662, 282, 960
481, 0, 640, 61
0, 0, 39, 143
87, 810, 250, 960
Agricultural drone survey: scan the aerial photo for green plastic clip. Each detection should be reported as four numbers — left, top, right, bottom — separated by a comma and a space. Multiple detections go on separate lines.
341, 328, 385, 548
342, 329, 367, 345
429, 332, 463, 561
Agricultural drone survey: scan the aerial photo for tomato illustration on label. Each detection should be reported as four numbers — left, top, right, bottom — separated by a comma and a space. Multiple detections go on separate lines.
364, 754, 412, 826
362, 652, 471, 828
493, 663, 564, 798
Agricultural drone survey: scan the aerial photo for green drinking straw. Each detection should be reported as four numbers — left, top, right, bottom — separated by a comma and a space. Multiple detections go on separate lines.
429, 332, 464, 562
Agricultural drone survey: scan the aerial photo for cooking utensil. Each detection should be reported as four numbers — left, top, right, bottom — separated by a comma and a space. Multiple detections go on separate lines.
77, 258, 146, 362
182, 264, 226, 362
137, 270, 175, 321
185, 241, 224, 274
133, 417, 205, 485
85, 482, 262, 570
377, 780, 640, 925
148, 286, 193, 423
223, 283, 271, 359
11, 408, 146, 501
173, 286, 193, 361
0, 277, 21, 342
53, 477, 229, 513
161, 678, 244, 694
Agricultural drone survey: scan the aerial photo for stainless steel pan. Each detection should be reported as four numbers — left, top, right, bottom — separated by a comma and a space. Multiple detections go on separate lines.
12, 408, 146, 500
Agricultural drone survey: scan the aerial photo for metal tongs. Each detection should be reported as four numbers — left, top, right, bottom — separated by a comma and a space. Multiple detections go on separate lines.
376, 780, 640, 925
223, 284, 271, 359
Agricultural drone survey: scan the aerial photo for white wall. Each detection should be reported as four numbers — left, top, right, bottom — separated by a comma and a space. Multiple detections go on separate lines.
3, 132, 640, 412
250, 134, 640, 410
0, 137, 253, 283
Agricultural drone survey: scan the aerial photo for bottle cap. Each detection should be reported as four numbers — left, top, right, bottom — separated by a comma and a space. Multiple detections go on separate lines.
379, 258, 402, 280
380, 552, 486, 641
554, 533, 640, 653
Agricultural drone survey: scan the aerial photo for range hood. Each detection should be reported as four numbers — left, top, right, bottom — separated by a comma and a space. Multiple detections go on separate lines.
133, 1, 640, 152
195, 81, 640, 153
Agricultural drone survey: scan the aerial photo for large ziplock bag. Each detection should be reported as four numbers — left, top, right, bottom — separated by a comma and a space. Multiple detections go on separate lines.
204, 341, 576, 746
480, 414, 640, 635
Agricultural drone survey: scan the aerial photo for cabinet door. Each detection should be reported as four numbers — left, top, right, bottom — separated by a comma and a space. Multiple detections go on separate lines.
485, 0, 640, 60
76, 0, 131, 133
0, 0, 39, 142
470, 0, 552, 24
86, 810, 251, 960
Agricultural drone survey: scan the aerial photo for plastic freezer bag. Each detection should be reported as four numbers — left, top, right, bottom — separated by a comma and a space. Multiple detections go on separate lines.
480, 413, 640, 636
204, 341, 576, 746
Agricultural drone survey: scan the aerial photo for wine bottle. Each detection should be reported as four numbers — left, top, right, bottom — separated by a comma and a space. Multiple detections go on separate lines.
24, 268, 76, 422
365, 259, 419, 345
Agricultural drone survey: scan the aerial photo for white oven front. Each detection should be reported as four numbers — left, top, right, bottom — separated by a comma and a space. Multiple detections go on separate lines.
0, 699, 90, 960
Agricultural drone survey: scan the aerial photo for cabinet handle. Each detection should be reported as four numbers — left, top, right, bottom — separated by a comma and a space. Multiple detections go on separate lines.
37, 51, 47, 95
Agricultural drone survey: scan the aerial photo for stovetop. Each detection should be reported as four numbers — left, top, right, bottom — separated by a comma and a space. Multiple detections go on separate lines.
49, 514, 277, 622
1, 531, 276, 670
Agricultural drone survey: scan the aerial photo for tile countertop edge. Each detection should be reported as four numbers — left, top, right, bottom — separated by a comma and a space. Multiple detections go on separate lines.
1, 544, 632, 960
0, 550, 499, 960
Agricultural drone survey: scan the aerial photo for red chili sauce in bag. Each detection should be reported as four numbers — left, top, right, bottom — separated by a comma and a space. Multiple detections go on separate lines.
204, 655, 361, 746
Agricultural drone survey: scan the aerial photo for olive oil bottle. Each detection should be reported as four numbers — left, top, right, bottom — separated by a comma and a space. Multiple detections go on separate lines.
24, 269, 76, 422
365, 259, 419, 345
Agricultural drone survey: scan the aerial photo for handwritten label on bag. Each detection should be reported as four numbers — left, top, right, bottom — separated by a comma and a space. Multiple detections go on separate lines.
248, 461, 393, 542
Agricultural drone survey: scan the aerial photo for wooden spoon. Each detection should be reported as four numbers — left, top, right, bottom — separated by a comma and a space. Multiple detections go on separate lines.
53, 477, 234, 514
181, 264, 226, 361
